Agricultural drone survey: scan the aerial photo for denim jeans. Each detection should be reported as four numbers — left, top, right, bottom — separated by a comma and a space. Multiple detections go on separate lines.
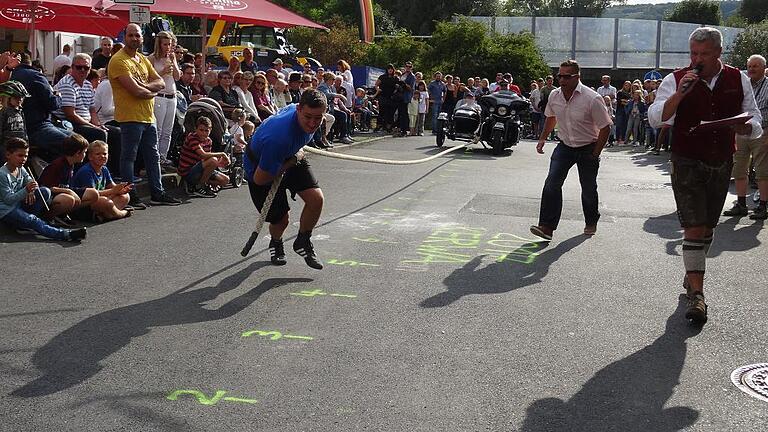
538, 142, 601, 230
119, 122, 163, 196
28, 122, 73, 161
431, 101, 442, 131
0, 187, 68, 240
615, 111, 628, 141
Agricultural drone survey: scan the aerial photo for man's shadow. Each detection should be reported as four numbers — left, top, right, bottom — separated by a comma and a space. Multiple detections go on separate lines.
519, 295, 702, 432
644, 213, 762, 256
420, 235, 587, 308
11, 262, 311, 397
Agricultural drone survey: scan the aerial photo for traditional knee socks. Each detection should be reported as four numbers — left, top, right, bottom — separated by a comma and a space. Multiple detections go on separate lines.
682, 238, 707, 275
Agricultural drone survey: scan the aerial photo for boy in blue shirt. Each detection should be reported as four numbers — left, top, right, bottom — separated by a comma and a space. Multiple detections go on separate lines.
244, 89, 327, 269
0, 138, 86, 241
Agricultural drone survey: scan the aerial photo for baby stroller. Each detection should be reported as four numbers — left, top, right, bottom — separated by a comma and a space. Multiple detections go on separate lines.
183, 98, 244, 188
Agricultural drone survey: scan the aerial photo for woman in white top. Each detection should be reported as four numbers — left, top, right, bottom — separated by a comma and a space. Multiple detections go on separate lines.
234, 71, 261, 124
150, 31, 180, 168
337, 60, 354, 88
273, 78, 289, 110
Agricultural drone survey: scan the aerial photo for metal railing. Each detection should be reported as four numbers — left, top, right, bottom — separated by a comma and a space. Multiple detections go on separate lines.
468, 16, 743, 69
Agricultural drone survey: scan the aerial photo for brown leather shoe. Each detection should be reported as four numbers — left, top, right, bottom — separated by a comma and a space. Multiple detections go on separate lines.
584, 224, 597, 236
530, 225, 553, 241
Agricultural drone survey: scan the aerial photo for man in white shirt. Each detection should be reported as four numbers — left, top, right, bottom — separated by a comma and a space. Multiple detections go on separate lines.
530, 60, 612, 241
596, 75, 617, 103
52, 44, 72, 76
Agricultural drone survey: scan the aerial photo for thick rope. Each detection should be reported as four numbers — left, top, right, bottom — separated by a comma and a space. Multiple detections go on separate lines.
303, 143, 468, 165
241, 172, 283, 256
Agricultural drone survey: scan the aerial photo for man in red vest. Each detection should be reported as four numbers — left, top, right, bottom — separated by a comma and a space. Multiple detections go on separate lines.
649, 27, 763, 325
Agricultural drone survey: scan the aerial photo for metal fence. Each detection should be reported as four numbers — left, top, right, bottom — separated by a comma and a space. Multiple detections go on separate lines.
468, 16, 743, 70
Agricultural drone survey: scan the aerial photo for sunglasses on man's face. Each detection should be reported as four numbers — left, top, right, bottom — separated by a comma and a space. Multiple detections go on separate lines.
74, 65, 91, 71
557, 73, 578, 79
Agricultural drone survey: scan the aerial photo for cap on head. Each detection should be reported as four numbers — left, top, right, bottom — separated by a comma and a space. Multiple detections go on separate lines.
272, 58, 284, 65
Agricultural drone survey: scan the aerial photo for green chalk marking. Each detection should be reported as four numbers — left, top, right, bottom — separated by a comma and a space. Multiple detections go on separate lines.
242, 329, 283, 340
167, 390, 227, 405
290, 289, 328, 297
242, 329, 312, 341
290, 289, 357, 299
222, 397, 259, 404
283, 335, 314, 341
353, 237, 398, 244
327, 259, 380, 267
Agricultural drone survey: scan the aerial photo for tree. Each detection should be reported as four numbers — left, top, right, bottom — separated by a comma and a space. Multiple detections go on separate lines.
420, 18, 549, 87
501, 0, 620, 18
729, 19, 768, 68
738, 0, 768, 25
665, 0, 722, 25
271, 0, 360, 25
288, 16, 369, 67
375, 0, 499, 35
358, 31, 428, 69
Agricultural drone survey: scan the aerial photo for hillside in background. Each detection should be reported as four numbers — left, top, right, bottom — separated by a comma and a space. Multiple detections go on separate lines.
602, 1, 740, 21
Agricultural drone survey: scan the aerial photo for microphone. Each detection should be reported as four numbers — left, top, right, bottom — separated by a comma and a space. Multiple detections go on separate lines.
680, 64, 702, 93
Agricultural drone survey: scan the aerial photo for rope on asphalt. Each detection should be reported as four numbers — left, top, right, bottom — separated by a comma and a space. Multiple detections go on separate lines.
303, 143, 469, 165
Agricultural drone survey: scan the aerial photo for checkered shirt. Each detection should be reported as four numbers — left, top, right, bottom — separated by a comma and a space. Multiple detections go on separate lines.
752, 76, 768, 128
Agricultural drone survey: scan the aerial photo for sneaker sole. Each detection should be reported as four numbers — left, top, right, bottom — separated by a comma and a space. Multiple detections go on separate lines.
529, 225, 552, 241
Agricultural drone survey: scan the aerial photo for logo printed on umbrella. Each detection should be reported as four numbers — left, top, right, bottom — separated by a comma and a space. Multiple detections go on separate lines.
1, 5, 56, 24
185, 0, 248, 12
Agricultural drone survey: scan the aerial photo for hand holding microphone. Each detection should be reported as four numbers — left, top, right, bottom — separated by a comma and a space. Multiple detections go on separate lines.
678, 64, 703, 95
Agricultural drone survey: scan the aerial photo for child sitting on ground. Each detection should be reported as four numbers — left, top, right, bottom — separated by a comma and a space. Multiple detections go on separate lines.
72, 140, 133, 221
38, 133, 101, 224
0, 81, 30, 164
178, 116, 230, 198
0, 138, 86, 241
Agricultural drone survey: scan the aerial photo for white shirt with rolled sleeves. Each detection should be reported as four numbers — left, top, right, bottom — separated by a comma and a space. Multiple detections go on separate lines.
544, 81, 613, 148
648, 66, 763, 140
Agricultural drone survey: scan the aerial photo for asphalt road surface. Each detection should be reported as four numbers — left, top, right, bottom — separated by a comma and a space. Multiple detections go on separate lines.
2, 135, 767, 431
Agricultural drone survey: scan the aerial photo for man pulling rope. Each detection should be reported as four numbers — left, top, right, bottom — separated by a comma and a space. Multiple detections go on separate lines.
243, 89, 327, 269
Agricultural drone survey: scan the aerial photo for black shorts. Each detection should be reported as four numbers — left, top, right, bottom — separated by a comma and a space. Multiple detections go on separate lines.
670, 154, 732, 228
247, 159, 319, 224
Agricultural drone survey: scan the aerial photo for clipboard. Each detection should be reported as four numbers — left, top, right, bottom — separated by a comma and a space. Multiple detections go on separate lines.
689, 112, 753, 134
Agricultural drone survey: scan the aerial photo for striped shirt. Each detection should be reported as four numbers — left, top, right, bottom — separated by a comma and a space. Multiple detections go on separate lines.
178, 132, 211, 177
752, 76, 768, 128
53, 74, 94, 122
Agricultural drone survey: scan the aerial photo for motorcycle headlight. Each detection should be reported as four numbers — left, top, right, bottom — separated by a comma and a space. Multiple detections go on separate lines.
509, 110, 516, 116
497, 106, 508, 116
489, 107, 495, 113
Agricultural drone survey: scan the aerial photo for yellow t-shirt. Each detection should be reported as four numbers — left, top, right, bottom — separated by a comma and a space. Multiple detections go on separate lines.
108, 49, 159, 123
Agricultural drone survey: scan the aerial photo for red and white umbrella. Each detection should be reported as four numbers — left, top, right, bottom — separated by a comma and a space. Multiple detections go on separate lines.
104, 0, 327, 30
0, 0, 128, 57
0, 0, 127, 34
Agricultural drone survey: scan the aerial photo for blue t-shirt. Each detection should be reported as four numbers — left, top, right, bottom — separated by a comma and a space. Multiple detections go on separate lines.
73, 163, 113, 190
243, 104, 314, 180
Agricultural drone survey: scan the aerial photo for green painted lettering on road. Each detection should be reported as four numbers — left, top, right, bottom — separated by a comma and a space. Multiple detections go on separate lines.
167, 390, 258, 406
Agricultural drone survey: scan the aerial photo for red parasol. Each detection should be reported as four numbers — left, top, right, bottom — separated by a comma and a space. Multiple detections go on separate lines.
104, 0, 327, 30
0, 0, 127, 35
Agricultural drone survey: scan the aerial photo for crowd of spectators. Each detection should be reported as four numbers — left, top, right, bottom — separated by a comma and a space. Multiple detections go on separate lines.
2, 28, 768, 242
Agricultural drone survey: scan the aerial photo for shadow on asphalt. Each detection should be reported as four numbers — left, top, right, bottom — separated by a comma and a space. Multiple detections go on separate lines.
420, 235, 587, 308
10, 261, 311, 398
519, 294, 702, 432
643, 213, 763, 257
